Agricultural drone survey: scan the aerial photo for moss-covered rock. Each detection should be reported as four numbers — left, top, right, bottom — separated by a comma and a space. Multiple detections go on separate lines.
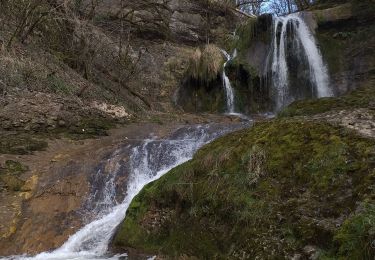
59, 116, 116, 140
235, 14, 272, 54
225, 57, 272, 113
112, 120, 375, 259
0, 132, 48, 155
279, 79, 375, 117
0, 160, 28, 191
314, 0, 375, 95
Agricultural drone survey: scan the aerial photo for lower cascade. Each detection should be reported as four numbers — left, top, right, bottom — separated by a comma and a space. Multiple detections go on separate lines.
5, 123, 246, 260
221, 50, 236, 114
265, 13, 333, 110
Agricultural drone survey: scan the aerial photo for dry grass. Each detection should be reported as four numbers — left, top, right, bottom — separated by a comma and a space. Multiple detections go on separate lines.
186, 44, 224, 83
0, 51, 46, 93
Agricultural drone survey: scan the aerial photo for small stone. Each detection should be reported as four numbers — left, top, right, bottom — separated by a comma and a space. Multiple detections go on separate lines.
291, 254, 302, 260
58, 120, 66, 127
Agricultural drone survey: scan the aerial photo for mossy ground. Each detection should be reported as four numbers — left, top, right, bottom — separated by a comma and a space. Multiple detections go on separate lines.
113, 120, 375, 259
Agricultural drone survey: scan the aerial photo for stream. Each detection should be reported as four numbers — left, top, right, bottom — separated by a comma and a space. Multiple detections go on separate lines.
4, 122, 249, 260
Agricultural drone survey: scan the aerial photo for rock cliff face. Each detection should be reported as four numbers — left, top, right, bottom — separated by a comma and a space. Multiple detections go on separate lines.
0, 0, 239, 133
315, 2, 375, 94
229, 1, 374, 114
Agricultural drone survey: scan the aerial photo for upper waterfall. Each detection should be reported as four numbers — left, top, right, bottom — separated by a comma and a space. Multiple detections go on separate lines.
267, 13, 333, 110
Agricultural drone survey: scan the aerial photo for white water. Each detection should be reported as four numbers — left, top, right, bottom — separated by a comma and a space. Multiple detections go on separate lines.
270, 13, 333, 110
271, 16, 289, 110
4, 124, 244, 260
221, 50, 236, 113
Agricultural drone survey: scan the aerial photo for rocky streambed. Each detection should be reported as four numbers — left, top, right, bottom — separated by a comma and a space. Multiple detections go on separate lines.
0, 114, 249, 257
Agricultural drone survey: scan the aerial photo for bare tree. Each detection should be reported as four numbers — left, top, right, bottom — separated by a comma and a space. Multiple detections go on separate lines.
235, 0, 270, 15
269, 0, 314, 15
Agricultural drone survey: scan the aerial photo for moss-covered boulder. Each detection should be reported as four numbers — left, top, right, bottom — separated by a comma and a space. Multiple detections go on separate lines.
112, 120, 375, 259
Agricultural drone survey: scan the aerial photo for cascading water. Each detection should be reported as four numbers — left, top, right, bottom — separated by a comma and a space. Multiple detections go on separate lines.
221, 50, 236, 114
221, 50, 250, 119
4, 123, 247, 260
268, 13, 333, 110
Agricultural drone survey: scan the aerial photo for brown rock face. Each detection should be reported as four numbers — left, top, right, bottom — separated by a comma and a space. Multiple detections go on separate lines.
0, 117, 226, 256
0, 122, 178, 256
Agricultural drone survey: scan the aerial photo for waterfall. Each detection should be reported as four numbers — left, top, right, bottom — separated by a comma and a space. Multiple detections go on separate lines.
269, 13, 333, 110
5, 123, 247, 260
221, 50, 236, 114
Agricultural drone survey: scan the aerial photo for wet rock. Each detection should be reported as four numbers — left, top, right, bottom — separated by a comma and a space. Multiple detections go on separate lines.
303, 245, 319, 260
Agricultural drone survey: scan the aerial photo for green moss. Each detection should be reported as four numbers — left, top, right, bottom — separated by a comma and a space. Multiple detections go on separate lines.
112, 120, 375, 258
0, 160, 28, 191
4, 160, 28, 174
55, 116, 116, 140
316, 32, 345, 75
225, 57, 270, 113
334, 203, 375, 259
0, 132, 48, 155
234, 14, 272, 56
235, 18, 258, 53
0, 175, 25, 191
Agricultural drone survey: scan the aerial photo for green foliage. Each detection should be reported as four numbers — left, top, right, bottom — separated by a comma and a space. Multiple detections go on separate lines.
234, 14, 272, 55
113, 120, 375, 258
